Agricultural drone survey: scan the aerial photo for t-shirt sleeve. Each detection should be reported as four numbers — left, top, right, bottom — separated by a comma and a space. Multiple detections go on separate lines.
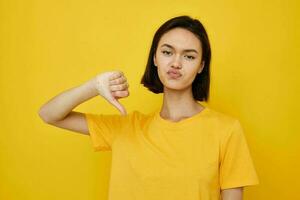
219, 119, 259, 189
84, 112, 128, 152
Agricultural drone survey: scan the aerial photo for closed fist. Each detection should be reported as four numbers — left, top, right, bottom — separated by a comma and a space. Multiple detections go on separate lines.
93, 70, 129, 115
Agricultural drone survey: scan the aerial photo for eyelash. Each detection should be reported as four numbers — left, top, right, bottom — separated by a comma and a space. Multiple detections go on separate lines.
161, 50, 195, 60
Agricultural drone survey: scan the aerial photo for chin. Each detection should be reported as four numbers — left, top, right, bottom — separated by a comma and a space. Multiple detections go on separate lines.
162, 82, 191, 91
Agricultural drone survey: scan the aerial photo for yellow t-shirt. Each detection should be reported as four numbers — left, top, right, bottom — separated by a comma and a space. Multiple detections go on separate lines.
85, 105, 259, 200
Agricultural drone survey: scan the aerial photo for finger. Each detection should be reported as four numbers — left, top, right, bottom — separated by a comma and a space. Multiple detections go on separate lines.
109, 98, 127, 115
110, 83, 128, 92
109, 71, 123, 81
102, 89, 127, 115
112, 90, 129, 98
109, 76, 126, 85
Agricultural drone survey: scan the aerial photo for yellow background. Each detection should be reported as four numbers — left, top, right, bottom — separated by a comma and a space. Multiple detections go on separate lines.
1, 0, 299, 199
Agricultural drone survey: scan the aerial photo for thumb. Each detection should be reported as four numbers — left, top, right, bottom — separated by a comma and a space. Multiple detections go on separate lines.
100, 80, 127, 116
108, 97, 127, 116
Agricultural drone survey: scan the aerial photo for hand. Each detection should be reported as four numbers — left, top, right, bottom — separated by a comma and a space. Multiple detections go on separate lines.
92, 70, 129, 115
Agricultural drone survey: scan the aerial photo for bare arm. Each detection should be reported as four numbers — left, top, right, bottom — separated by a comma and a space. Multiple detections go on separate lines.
221, 187, 243, 200
38, 79, 98, 135
38, 71, 129, 135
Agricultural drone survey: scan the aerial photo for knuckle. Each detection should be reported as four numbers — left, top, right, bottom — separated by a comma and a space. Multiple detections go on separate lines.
117, 70, 123, 76
121, 90, 129, 96
112, 85, 118, 91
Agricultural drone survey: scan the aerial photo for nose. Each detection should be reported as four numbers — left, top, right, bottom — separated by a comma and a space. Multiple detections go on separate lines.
171, 54, 182, 69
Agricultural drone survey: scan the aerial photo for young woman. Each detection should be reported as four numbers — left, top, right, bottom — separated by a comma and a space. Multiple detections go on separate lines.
38, 15, 259, 200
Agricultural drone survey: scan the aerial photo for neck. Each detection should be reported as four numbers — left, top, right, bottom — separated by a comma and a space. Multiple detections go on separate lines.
159, 86, 205, 122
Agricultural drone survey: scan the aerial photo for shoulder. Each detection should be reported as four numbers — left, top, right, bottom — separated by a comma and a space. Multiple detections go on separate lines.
205, 107, 238, 126
205, 107, 242, 138
123, 110, 155, 125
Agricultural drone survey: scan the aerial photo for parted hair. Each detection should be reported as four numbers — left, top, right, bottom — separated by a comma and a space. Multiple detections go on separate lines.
140, 15, 211, 102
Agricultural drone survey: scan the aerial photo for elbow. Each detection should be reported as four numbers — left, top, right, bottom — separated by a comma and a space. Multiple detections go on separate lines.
38, 107, 53, 123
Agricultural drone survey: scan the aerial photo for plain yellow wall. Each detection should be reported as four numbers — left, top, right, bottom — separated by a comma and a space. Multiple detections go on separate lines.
1, 0, 299, 199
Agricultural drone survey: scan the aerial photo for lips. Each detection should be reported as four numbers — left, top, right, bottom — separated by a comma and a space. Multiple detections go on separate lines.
167, 69, 182, 77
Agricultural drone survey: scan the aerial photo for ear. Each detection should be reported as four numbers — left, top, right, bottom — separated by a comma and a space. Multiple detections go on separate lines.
198, 61, 205, 74
153, 54, 157, 67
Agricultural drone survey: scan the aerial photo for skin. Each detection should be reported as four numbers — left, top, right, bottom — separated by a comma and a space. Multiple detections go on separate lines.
153, 27, 205, 122
153, 27, 243, 200
221, 187, 243, 200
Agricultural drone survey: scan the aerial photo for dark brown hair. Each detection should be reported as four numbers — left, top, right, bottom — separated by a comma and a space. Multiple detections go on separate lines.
140, 15, 211, 102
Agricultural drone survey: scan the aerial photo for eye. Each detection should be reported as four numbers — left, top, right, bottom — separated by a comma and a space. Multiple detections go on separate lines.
162, 50, 172, 55
185, 55, 195, 60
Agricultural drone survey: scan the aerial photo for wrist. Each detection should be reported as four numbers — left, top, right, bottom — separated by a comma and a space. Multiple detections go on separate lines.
82, 78, 98, 98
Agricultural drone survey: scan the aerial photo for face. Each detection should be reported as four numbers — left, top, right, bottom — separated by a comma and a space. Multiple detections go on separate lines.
153, 27, 204, 91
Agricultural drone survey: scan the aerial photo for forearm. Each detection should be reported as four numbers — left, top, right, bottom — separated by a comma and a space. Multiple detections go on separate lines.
221, 187, 243, 200
38, 78, 98, 122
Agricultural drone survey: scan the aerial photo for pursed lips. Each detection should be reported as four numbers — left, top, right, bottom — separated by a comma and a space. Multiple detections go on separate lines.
167, 69, 182, 76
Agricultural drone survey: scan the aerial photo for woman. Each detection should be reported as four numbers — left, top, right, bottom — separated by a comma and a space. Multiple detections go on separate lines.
38, 15, 259, 200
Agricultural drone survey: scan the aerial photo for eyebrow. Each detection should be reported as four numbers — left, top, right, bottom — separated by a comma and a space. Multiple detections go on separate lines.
160, 43, 199, 54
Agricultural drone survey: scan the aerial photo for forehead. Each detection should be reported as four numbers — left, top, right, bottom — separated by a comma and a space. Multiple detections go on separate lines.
158, 28, 201, 51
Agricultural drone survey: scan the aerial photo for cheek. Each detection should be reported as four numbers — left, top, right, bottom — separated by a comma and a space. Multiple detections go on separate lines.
156, 55, 170, 67
157, 67, 165, 81
180, 66, 199, 85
